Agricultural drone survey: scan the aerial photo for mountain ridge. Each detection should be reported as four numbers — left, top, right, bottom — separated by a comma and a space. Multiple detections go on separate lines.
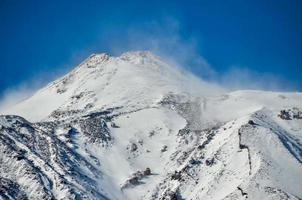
2, 51, 223, 122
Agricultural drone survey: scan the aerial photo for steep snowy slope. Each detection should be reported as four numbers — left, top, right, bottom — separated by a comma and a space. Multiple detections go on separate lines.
1, 51, 302, 200
3, 51, 222, 122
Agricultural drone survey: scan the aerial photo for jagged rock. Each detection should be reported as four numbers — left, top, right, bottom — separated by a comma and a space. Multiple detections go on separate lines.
84, 103, 94, 109
79, 116, 111, 144
50, 109, 81, 119
237, 187, 248, 198
178, 127, 190, 136
205, 158, 215, 166
161, 145, 168, 152
189, 158, 201, 165
143, 167, 151, 176
110, 122, 120, 128
132, 171, 144, 179
128, 176, 139, 185
0, 177, 27, 200
248, 120, 256, 125
122, 168, 152, 189
0, 115, 106, 199
292, 107, 302, 119
149, 130, 155, 137
130, 143, 138, 152
278, 110, 291, 120
166, 191, 178, 200
171, 171, 182, 181
57, 88, 66, 94
14, 154, 25, 161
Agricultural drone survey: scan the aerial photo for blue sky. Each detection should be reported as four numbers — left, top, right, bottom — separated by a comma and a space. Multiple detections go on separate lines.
0, 0, 302, 99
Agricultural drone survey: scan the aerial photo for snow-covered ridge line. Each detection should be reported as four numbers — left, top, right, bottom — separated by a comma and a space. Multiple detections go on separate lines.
2, 51, 224, 122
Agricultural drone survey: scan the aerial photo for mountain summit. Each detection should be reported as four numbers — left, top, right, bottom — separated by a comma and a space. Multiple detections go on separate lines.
3, 51, 222, 122
0, 51, 302, 200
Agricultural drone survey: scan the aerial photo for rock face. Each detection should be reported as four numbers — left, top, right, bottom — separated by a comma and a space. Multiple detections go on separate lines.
1, 51, 302, 200
278, 108, 302, 120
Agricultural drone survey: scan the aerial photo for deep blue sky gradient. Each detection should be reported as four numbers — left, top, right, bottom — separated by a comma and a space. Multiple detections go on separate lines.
0, 0, 302, 96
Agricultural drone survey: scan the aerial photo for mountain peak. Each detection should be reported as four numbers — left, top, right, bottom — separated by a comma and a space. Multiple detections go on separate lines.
78, 52, 111, 68
120, 50, 156, 59
4, 51, 219, 121
119, 51, 161, 65
93, 52, 111, 60
78, 51, 160, 69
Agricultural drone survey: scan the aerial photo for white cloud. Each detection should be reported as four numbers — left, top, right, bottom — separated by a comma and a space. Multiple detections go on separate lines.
0, 47, 101, 113
217, 66, 299, 92
101, 17, 216, 79
0, 84, 36, 112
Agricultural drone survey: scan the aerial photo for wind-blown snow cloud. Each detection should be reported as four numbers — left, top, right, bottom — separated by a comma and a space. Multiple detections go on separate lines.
216, 66, 300, 92
0, 49, 98, 113
0, 18, 299, 112
0, 84, 36, 112
100, 17, 299, 92
101, 17, 216, 79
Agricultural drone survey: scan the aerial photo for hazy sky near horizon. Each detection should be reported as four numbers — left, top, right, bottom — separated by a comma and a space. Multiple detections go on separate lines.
0, 0, 302, 99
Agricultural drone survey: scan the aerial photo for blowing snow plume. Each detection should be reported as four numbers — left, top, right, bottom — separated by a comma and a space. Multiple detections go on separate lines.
1, 16, 300, 113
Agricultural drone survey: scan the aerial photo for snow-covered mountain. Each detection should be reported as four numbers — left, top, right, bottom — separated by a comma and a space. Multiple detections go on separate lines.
1, 51, 302, 200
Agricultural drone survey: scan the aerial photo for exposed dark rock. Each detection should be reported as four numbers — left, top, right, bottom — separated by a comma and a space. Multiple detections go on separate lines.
264, 186, 292, 199
278, 110, 291, 120
110, 122, 120, 128
149, 130, 156, 137
0, 177, 28, 200
128, 176, 139, 185
79, 116, 111, 144
292, 107, 302, 119
171, 171, 182, 181
50, 109, 81, 119
56, 88, 66, 94
248, 120, 256, 126
15, 154, 25, 161
205, 158, 215, 166
130, 143, 138, 152
166, 191, 177, 200
122, 168, 152, 189
85, 103, 94, 109
197, 129, 216, 150
143, 167, 151, 176
189, 158, 201, 165
237, 186, 248, 198
0, 115, 108, 200
161, 145, 168, 152
178, 127, 190, 136
238, 128, 252, 175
